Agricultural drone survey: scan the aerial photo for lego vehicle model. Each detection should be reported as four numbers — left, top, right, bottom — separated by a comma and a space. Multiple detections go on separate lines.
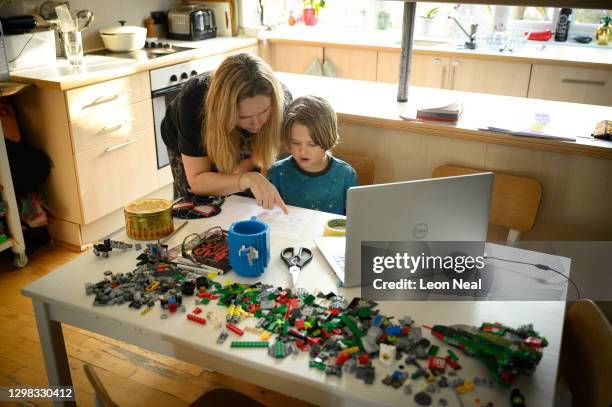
430, 322, 548, 384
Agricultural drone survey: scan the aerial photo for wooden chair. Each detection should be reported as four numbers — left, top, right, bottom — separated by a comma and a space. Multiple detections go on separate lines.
83, 364, 119, 407
333, 152, 375, 185
432, 165, 542, 244
559, 299, 612, 407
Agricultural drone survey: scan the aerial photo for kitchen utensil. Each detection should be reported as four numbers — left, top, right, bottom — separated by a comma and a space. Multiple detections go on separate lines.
75, 10, 94, 32
99, 21, 146, 52
54, 4, 75, 32
39, 1, 59, 21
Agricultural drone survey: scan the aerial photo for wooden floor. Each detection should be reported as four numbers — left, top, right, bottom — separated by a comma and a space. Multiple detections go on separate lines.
0, 244, 315, 407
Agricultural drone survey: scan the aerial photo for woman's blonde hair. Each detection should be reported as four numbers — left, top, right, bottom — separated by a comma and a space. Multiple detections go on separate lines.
203, 53, 284, 174
282, 95, 338, 151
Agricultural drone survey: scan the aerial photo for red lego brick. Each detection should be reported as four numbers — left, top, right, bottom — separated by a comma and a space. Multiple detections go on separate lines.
358, 354, 369, 364
226, 323, 244, 336
187, 314, 206, 325
193, 307, 202, 314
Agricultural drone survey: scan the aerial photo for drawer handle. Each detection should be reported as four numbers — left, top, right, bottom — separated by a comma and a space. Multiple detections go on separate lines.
83, 89, 132, 109
100, 119, 136, 134
561, 79, 606, 86
105, 138, 137, 153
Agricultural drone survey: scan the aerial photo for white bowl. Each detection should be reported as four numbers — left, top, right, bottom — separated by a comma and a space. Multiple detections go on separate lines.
99, 25, 146, 52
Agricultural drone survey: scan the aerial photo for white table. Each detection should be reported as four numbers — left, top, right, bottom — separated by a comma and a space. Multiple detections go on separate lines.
22, 196, 569, 407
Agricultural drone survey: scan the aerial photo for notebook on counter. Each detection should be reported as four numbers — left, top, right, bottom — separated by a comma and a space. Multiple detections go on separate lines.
400, 98, 463, 124
478, 112, 576, 142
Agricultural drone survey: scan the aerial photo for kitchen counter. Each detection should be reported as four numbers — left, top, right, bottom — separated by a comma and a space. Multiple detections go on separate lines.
261, 26, 612, 69
276, 72, 612, 160
9, 36, 258, 91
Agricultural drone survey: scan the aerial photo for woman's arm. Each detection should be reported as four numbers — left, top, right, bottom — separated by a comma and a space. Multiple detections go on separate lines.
182, 154, 288, 213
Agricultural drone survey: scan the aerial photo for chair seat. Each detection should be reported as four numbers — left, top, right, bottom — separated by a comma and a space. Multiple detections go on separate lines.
190, 388, 264, 407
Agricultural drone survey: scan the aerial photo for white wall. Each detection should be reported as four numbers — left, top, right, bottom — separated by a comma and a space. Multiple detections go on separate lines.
1, 0, 179, 51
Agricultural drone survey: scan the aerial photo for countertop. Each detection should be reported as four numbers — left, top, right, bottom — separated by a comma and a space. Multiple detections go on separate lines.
9, 36, 258, 91
261, 26, 612, 69
276, 72, 612, 160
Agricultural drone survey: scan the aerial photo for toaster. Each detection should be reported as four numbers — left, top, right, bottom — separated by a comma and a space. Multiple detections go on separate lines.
167, 5, 216, 41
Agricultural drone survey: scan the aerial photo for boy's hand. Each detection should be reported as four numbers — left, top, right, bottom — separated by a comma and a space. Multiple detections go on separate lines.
244, 172, 289, 214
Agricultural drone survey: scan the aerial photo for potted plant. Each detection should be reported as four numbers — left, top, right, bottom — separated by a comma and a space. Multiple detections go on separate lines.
419, 7, 439, 36
304, 0, 325, 26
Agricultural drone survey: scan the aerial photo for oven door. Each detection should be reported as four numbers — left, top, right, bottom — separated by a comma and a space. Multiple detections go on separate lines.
152, 83, 183, 169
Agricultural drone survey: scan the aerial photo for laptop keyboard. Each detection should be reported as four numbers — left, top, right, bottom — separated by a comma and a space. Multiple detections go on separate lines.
332, 255, 345, 271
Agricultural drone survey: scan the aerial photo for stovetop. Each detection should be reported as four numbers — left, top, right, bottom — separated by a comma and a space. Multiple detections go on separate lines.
88, 41, 192, 60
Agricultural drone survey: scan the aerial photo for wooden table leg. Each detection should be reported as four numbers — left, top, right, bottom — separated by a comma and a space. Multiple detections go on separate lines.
33, 300, 76, 407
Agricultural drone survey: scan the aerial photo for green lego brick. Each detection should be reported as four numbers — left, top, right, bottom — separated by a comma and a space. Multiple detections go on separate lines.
230, 341, 269, 348
200, 298, 210, 305
357, 307, 372, 318
341, 314, 365, 337
309, 360, 326, 371
428, 345, 439, 357
304, 295, 315, 305
274, 341, 285, 358
447, 349, 459, 361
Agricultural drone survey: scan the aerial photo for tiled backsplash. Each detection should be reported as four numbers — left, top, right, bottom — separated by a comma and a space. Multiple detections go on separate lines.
2, 0, 178, 51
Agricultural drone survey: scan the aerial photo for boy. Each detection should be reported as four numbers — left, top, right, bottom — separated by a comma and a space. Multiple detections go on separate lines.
267, 95, 357, 215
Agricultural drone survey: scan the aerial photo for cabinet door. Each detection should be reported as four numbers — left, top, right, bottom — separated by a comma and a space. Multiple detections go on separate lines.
411, 55, 450, 89
449, 58, 530, 97
75, 128, 158, 224
272, 43, 323, 74
528, 64, 612, 106
324, 47, 377, 81
376, 51, 400, 83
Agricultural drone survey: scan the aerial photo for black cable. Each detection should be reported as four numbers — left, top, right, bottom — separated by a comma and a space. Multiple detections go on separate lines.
485, 256, 581, 299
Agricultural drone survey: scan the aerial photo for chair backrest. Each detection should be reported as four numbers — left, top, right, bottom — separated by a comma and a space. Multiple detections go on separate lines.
560, 299, 612, 407
432, 165, 542, 244
333, 152, 375, 186
83, 364, 119, 407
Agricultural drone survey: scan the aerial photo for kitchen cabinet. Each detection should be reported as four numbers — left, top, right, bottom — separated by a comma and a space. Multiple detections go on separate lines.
271, 43, 377, 81
272, 43, 323, 74
358, 51, 531, 97
447, 57, 531, 97
377, 53, 451, 88
14, 71, 164, 248
324, 47, 377, 81
528, 64, 612, 106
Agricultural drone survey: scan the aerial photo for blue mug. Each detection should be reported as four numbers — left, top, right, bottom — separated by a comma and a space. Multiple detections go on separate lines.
228, 216, 270, 277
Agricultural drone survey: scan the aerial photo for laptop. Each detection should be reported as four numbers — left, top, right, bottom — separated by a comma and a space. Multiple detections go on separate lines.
315, 173, 493, 287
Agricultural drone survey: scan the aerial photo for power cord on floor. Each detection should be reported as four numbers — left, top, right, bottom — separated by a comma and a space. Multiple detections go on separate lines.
485, 256, 581, 299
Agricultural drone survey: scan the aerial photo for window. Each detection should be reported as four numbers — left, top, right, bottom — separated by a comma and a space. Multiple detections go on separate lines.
575, 9, 612, 24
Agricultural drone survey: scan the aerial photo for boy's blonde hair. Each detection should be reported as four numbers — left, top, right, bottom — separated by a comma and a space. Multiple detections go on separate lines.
283, 95, 338, 151
204, 53, 285, 174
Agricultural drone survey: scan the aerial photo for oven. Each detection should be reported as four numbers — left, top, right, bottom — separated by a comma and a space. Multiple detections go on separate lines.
150, 54, 226, 169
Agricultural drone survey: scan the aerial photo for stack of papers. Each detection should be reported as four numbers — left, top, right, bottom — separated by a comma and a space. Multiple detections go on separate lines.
479, 112, 576, 142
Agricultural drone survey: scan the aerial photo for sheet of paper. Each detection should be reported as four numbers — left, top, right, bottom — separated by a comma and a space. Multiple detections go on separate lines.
255, 207, 313, 239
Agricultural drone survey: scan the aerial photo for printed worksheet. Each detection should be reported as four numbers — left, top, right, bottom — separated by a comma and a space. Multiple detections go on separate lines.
256, 207, 313, 239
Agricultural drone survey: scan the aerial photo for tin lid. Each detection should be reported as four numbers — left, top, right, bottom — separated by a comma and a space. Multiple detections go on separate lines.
125, 199, 172, 216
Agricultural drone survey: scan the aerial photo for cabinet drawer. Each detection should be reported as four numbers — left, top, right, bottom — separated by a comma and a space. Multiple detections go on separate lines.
66, 72, 151, 122
528, 64, 612, 106
71, 99, 153, 153
324, 47, 377, 81
75, 128, 158, 224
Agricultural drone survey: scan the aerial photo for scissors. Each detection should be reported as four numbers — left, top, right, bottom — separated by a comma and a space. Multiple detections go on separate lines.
281, 247, 313, 287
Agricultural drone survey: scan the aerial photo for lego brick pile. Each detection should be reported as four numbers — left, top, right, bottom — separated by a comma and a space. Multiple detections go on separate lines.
85, 243, 545, 406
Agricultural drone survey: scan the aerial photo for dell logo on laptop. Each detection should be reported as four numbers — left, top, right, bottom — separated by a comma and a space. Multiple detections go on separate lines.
412, 223, 429, 239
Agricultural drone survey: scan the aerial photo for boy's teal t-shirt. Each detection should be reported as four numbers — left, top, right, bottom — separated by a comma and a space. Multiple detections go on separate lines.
267, 155, 358, 215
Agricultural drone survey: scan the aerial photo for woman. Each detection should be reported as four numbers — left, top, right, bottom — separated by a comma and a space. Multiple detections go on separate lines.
161, 53, 290, 213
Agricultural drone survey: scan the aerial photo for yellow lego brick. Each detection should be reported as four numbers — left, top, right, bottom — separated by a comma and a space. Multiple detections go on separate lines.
345, 346, 360, 354
260, 331, 272, 341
